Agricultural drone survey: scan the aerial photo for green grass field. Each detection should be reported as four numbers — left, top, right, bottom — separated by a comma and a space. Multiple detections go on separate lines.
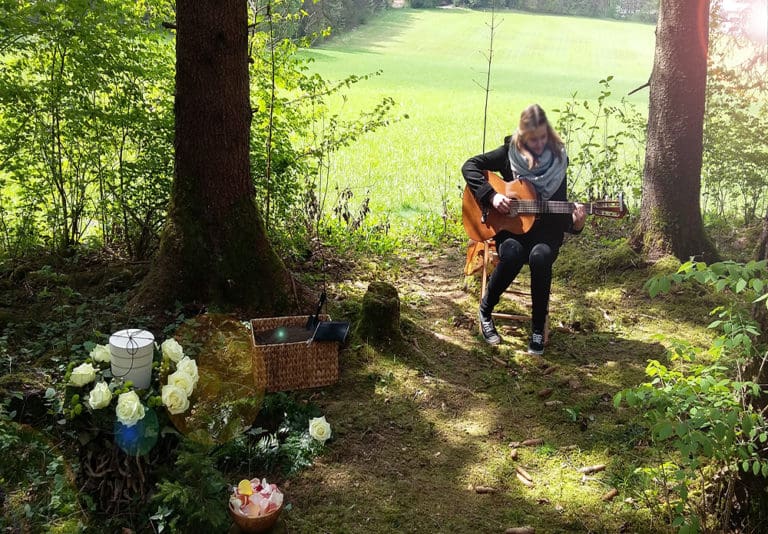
301, 8, 655, 227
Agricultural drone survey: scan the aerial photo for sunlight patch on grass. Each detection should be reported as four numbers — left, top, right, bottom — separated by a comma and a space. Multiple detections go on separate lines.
302, 9, 654, 222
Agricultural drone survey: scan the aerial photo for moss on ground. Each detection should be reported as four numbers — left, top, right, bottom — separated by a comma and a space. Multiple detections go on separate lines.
0, 228, 748, 533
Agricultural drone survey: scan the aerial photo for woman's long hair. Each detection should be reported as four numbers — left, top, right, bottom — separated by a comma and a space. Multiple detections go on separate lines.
513, 104, 564, 168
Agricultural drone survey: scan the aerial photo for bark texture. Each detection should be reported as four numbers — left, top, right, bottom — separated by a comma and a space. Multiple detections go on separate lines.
633, 0, 718, 262
133, 0, 293, 316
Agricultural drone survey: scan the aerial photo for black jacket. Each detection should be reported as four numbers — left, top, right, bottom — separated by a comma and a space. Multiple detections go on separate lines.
461, 137, 579, 247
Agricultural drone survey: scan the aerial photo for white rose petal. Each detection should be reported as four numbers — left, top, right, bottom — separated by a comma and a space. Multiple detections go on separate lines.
176, 357, 199, 388
167, 370, 194, 397
69, 363, 97, 387
308, 416, 332, 443
161, 384, 190, 415
115, 390, 146, 427
161, 338, 184, 363
87, 381, 113, 410
89, 344, 111, 364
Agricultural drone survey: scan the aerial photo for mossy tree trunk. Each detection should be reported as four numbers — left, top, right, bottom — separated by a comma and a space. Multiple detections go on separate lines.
632, 0, 718, 263
133, 0, 292, 316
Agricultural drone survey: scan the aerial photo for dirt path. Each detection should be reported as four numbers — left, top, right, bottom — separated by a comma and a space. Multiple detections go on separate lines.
280, 241, 676, 533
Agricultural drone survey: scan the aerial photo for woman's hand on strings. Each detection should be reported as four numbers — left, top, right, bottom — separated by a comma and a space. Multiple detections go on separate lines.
572, 203, 587, 231
492, 193, 513, 214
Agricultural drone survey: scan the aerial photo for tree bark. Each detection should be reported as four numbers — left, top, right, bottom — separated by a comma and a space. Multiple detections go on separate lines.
132, 0, 294, 316
632, 0, 718, 263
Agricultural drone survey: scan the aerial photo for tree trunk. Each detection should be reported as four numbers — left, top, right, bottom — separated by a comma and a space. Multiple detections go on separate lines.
632, 0, 718, 263
132, 0, 294, 317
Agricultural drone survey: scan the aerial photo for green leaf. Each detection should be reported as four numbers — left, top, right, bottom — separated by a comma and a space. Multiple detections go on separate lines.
751, 278, 764, 293
655, 421, 674, 441
743, 414, 754, 436
754, 460, 761, 476
648, 279, 659, 298
736, 278, 747, 293
715, 279, 728, 292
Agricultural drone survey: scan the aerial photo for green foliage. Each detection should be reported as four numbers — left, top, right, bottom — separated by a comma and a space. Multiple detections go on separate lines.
619, 259, 768, 532
0, 416, 85, 532
703, 6, 768, 225
0, 0, 174, 257
554, 76, 646, 205
456, 0, 658, 22
646, 259, 768, 302
216, 392, 328, 477
151, 441, 230, 534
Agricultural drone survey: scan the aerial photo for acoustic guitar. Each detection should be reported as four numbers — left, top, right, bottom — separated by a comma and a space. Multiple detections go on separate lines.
462, 171, 627, 242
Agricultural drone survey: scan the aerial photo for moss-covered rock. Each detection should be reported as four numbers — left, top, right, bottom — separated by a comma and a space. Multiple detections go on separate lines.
648, 254, 682, 276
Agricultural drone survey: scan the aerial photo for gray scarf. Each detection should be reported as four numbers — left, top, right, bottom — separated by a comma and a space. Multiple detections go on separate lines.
508, 142, 567, 200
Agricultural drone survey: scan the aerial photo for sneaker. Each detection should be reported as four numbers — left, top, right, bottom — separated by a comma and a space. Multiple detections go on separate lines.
478, 309, 501, 345
528, 331, 545, 355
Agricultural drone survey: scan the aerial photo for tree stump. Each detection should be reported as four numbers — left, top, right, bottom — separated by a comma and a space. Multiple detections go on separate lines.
356, 281, 402, 344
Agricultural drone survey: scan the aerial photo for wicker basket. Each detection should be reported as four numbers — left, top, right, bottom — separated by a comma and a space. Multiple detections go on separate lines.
251, 315, 339, 392
229, 502, 282, 533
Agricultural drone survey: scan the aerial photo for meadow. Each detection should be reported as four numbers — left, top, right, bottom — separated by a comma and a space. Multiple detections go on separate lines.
301, 8, 656, 228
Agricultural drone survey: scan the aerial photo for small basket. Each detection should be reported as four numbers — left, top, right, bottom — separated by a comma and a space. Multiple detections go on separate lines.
251, 315, 339, 392
229, 502, 282, 533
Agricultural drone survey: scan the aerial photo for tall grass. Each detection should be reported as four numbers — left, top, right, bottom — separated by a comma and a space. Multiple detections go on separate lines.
301, 8, 655, 231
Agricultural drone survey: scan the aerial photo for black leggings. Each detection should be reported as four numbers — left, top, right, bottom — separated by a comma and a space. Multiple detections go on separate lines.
480, 232, 558, 332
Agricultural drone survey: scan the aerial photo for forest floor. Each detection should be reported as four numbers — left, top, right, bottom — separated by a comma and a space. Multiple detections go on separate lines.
276, 221, 749, 534
0, 219, 758, 533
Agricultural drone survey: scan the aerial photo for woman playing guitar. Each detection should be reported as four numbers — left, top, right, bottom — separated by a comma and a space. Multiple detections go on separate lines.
462, 104, 586, 353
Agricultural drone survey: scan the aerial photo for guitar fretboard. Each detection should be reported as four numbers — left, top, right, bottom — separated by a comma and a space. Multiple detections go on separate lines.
513, 200, 593, 215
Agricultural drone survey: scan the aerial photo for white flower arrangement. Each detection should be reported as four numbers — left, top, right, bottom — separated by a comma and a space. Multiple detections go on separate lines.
66, 337, 199, 428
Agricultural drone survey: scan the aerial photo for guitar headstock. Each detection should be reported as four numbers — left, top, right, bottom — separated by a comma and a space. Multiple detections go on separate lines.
591, 193, 627, 219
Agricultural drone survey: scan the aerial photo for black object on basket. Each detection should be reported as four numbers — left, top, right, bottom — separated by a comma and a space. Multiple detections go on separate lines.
305, 291, 327, 331
309, 321, 350, 344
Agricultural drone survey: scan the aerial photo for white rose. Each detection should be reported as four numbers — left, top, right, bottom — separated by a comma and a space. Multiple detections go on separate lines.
115, 390, 145, 427
161, 384, 190, 415
167, 370, 194, 397
176, 357, 199, 388
69, 363, 97, 387
87, 381, 113, 410
89, 344, 111, 364
308, 416, 332, 443
161, 338, 184, 363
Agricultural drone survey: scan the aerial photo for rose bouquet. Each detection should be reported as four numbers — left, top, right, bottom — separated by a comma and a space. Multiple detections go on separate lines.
64, 336, 199, 450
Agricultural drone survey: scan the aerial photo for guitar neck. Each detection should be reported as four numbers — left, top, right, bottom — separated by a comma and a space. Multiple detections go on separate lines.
515, 200, 593, 215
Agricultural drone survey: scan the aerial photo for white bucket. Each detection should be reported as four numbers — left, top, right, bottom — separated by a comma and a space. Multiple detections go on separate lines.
109, 329, 155, 389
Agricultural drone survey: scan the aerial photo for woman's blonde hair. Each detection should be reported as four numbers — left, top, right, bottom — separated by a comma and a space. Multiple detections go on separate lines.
513, 104, 564, 168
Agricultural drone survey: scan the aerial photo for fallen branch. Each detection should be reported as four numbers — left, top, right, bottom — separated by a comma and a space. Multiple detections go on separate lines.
516, 472, 534, 488
475, 486, 498, 494
521, 438, 544, 447
601, 488, 619, 501
577, 464, 606, 474
492, 356, 509, 367
515, 465, 533, 482
505, 528, 535, 534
